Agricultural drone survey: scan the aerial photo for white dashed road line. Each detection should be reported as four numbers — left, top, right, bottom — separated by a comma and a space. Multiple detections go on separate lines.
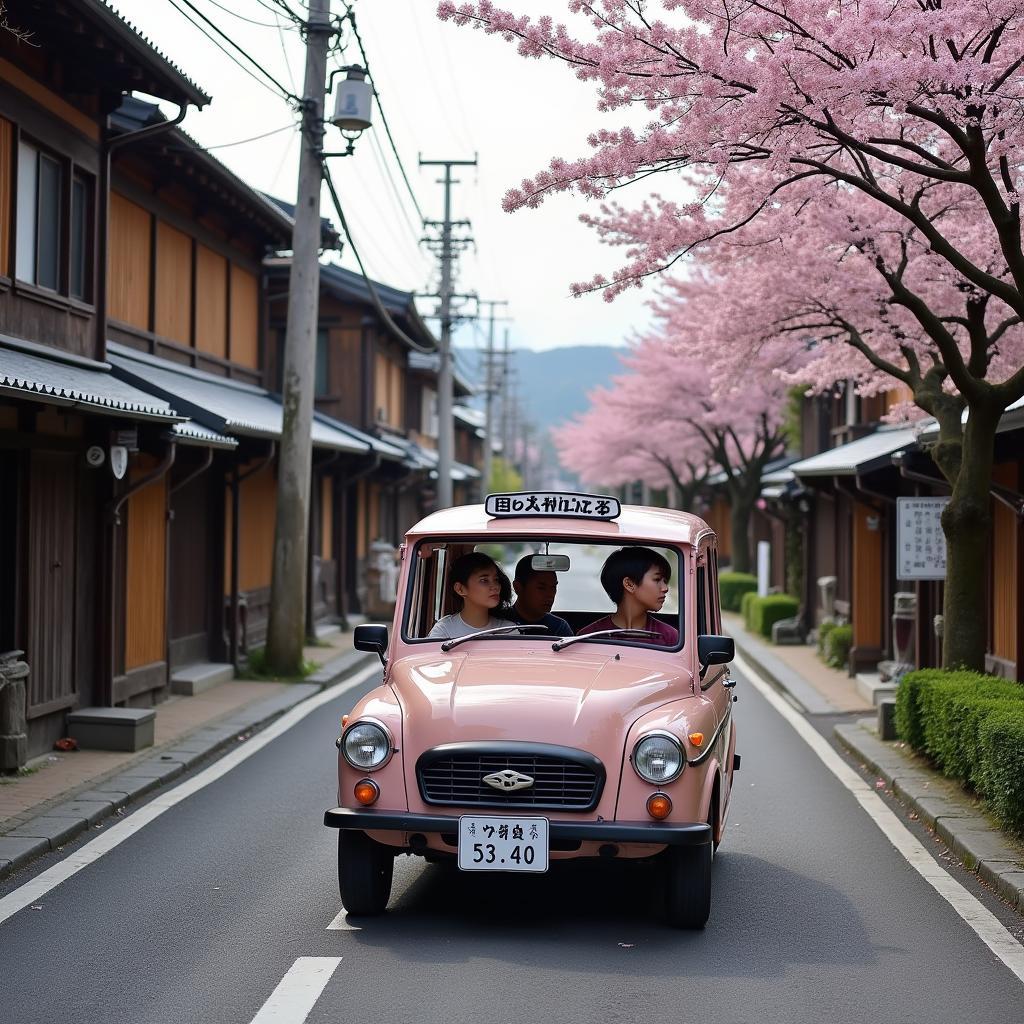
735, 653, 1024, 986
248, 957, 342, 1023
0, 663, 381, 927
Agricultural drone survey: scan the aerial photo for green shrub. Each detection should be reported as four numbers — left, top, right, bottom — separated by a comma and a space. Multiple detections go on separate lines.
747, 594, 800, 639
817, 619, 837, 658
977, 707, 1024, 835
824, 624, 853, 669
895, 670, 1024, 832
719, 572, 757, 612
740, 590, 759, 630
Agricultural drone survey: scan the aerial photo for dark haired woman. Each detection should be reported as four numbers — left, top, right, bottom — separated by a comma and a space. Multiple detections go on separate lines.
577, 546, 678, 645
428, 552, 516, 639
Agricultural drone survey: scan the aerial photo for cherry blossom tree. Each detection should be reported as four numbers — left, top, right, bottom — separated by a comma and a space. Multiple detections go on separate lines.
440, 2, 1024, 670
557, 330, 790, 572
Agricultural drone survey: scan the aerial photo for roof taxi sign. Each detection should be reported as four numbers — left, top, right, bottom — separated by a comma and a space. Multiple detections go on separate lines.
485, 491, 621, 520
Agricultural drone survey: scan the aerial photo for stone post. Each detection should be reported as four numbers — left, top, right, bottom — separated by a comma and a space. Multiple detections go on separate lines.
0, 650, 29, 772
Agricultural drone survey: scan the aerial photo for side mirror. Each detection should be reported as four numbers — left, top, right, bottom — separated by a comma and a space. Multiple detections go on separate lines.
697, 634, 735, 677
354, 623, 389, 666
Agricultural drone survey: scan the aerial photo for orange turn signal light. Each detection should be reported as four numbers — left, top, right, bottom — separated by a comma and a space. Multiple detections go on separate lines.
354, 780, 380, 806
646, 793, 672, 820
688, 732, 704, 748
341, 714, 349, 728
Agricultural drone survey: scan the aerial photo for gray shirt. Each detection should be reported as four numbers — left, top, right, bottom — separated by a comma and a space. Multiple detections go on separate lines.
427, 614, 519, 640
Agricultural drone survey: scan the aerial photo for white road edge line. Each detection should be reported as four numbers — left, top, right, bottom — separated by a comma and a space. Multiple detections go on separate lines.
249, 957, 342, 1024
0, 662, 381, 927
734, 653, 1024, 985
326, 908, 360, 931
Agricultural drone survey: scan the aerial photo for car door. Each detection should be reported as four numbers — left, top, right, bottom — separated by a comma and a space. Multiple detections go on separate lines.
696, 543, 735, 806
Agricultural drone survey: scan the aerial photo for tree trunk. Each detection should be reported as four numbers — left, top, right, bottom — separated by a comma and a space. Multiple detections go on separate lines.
729, 492, 754, 574
936, 405, 997, 672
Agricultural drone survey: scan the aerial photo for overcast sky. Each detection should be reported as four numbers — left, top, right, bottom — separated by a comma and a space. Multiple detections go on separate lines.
111, 0, 656, 356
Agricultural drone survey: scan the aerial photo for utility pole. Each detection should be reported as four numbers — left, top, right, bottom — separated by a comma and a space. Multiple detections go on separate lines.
420, 156, 476, 508
265, 0, 331, 675
477, 298, 509, 495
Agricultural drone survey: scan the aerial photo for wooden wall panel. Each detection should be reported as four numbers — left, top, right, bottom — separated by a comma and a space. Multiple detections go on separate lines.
852, 502, 883, 648
884, 384, 916, 413
991, 463, 1018, 661
374, 352, 388, 425
154, 220, 192, 345
328, 327, 363, 421
0, 117, 11, 278
109, 193, 151, 329
195, 243, 227, 359
356, 479, 367, 559
238, 463, 276, 592
321, 478, 333, 559
229, 264, 259, 368
125, 465, 167, 670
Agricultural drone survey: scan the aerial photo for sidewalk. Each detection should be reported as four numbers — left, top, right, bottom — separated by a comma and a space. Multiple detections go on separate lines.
726, 612, 1024, 915
0, 627, 376, 880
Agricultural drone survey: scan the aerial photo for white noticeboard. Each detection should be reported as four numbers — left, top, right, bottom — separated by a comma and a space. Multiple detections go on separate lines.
757, 540, 771, 597
897, 497, 949, 580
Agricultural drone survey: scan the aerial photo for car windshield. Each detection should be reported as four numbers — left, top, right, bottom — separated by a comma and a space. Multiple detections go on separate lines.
402, 539, 683, 649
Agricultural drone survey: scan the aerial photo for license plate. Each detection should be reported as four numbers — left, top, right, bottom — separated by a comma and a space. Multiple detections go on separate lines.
457, 815, 549, 873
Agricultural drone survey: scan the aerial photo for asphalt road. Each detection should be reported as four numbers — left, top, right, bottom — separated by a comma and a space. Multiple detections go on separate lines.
3, 664, 1023, 1024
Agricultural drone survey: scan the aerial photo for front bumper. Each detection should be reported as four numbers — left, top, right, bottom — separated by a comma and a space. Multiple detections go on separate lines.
323, 807, 711, 846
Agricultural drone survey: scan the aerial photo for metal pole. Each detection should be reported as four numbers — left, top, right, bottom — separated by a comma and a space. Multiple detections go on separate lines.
478, 299, 508, 495
420, 157, 476, 508
265, 0, 330, 674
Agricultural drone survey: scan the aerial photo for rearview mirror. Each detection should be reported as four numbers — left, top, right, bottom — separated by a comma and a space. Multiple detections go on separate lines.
354, 623, 389, 666
531, 554, 570, 572
697, 634, 735, 673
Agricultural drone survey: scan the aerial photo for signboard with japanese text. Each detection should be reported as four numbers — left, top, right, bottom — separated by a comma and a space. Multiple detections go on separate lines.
485, 491, 621, 520
897, 497, 949, 580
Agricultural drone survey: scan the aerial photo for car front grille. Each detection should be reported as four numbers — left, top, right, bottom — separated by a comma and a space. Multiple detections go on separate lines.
417, 743, 605, 811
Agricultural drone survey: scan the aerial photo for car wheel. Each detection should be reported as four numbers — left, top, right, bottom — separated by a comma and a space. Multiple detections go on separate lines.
338, 830, 394, 915
665, 839, 712, 929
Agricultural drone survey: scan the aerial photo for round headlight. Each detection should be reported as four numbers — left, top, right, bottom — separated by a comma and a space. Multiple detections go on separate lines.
342, 721, 391, 771
632, 732, 684, 784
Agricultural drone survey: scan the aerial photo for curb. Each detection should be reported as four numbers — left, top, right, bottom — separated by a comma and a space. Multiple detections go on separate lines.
834, 721, 1024, 914
0, 649, 377, 881
728, 627, 836, 715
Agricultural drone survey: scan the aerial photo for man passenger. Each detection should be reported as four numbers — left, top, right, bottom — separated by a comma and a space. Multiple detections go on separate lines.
508, 554, 573, 637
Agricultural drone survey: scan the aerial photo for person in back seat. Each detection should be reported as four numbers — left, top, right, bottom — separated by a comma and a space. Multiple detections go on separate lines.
578, 546, 678, 645
508, 555, 573, 637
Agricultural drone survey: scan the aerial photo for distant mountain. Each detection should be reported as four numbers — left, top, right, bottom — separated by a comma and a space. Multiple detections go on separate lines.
455, 345, 625, 433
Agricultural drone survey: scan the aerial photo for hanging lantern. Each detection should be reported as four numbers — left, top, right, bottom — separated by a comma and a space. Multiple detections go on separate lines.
331, 65, 373, 134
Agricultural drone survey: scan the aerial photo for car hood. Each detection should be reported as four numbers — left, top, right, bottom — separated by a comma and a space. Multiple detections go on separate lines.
389, 648, 694, 754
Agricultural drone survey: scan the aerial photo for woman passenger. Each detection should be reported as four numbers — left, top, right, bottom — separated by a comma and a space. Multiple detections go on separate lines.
578, 546, 679, 645
428, 552, 517, 640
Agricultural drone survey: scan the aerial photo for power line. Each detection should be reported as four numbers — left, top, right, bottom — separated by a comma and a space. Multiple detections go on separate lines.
196, 0, 280, 28
169, 122, 297, 151
166, 0, 298, 103
367, 125, 425, 252
343, 5, 426, 225
254, 0, 305, 26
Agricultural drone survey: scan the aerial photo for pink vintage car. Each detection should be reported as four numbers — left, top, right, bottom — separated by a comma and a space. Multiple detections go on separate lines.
324, 492, 738, 928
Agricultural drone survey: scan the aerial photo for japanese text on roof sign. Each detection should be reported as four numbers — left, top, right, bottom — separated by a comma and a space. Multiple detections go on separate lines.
485, 492, 621, 520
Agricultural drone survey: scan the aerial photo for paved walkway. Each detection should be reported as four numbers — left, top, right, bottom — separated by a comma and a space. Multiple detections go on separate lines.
0, 627, 358, 831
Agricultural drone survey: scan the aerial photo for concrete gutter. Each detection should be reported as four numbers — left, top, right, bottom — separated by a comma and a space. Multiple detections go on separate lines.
0, 649, 376, 881
731, 627, 1024, 915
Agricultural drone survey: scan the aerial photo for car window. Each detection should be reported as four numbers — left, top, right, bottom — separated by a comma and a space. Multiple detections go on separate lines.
401, 538, 684, 648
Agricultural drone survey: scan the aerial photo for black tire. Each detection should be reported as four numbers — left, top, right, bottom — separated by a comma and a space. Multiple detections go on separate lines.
665, 840, 712, 929
338, 830, 394, 916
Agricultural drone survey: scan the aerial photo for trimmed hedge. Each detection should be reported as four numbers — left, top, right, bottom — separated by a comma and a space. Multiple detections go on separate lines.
817, 619, 837, 657
824, 624, 852, 669
740, 590, 758, 630
746, 594, 799, 639
719, 572, 757, 612
895, 669, 1024, 834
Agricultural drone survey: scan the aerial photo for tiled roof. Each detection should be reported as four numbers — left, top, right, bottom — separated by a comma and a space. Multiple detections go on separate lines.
789, 426, 918, 478
0, 339, 181, 422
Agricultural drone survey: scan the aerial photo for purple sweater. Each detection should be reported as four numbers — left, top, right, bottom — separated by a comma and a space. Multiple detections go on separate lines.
576, 614, 679, 646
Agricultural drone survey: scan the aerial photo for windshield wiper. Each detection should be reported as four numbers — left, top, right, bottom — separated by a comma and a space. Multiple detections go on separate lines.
440, 624, 549, 652
551, 628, 659, 653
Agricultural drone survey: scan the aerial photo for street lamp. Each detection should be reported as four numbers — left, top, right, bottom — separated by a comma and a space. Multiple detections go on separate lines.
323, 65, 373, 157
